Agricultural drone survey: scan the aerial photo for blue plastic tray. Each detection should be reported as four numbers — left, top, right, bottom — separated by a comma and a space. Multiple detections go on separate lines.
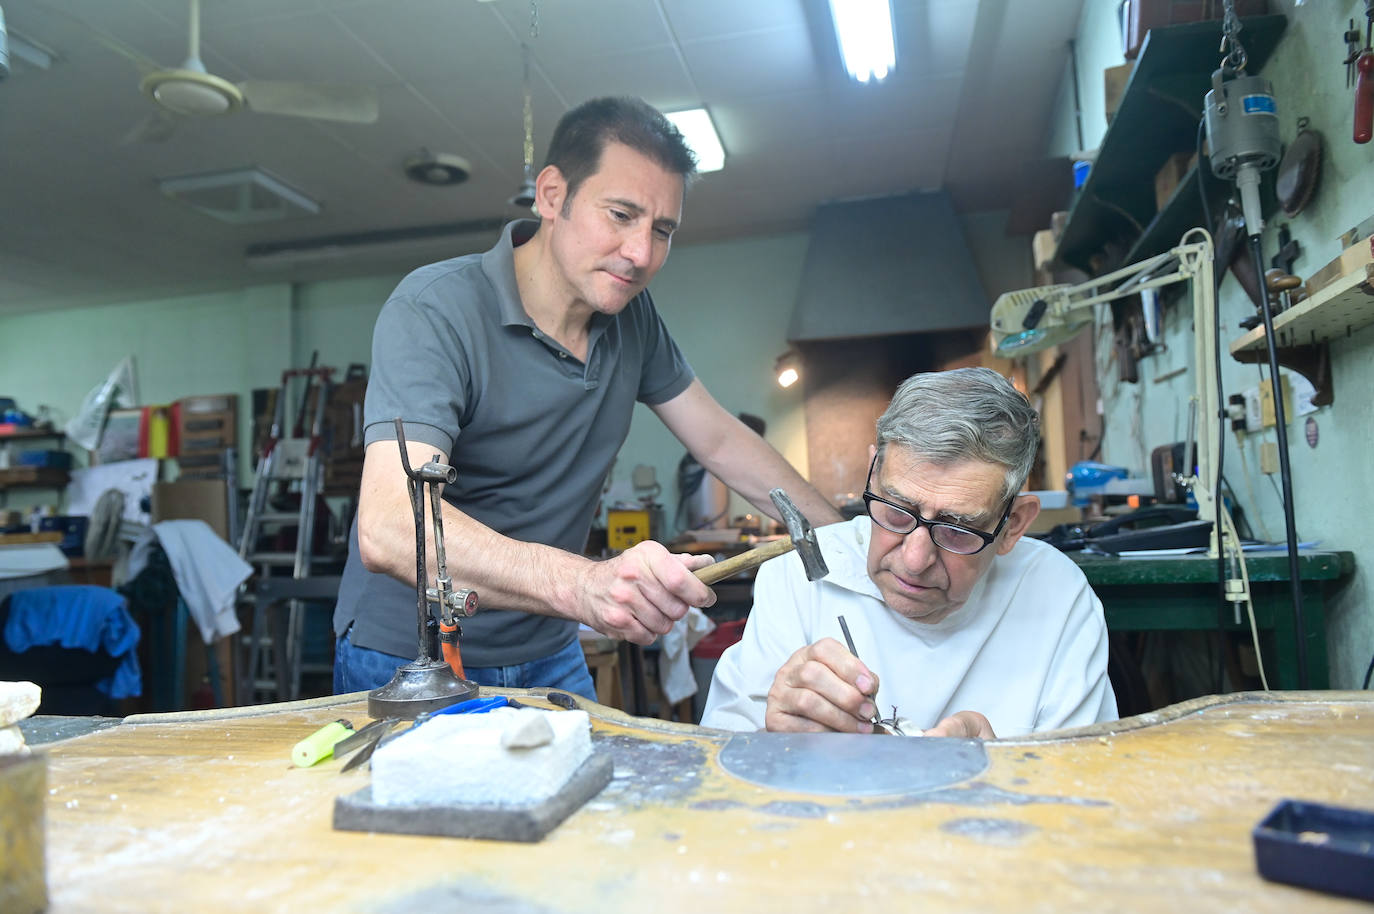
1253, 799, 1374, 900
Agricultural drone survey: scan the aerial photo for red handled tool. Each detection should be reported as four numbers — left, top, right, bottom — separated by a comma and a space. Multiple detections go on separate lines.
1357, 50, 1373, 144
1356, 2, 1374, 144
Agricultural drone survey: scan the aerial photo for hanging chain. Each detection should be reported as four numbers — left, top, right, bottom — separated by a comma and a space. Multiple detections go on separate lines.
1219, 0, 1248, 72
521, 47, 534, 176
520, 0, 539, 178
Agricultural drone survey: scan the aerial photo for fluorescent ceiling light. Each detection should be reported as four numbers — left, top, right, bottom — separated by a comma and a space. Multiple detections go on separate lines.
666, 108, 725, 173
158, 167, 319, 224
829, 0, 896, 83
8, 32, 56, 71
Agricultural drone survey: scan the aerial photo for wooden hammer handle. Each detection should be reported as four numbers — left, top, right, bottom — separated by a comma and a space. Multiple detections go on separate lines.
694, 537, 795, 585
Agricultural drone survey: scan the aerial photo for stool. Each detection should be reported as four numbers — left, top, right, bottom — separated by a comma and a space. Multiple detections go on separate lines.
579, 630, 625, 710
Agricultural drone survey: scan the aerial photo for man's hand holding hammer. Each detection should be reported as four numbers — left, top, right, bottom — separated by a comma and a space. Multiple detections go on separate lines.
571, 488, 830, 645
573, 539, 718, 644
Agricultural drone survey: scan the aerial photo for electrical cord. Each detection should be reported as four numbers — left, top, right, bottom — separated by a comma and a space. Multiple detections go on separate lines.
1219, 502, 1269, 690
1197, 119, 1215, 253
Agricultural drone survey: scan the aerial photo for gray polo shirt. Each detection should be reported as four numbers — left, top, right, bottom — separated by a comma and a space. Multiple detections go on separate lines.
333, 220, 695, 666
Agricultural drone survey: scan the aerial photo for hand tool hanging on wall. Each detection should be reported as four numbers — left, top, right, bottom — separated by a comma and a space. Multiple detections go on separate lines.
1351, 1, 1373, 143
1274, 119, 1322, 217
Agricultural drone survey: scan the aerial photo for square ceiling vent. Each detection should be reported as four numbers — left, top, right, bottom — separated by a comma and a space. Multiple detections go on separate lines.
157, 166, 320, 224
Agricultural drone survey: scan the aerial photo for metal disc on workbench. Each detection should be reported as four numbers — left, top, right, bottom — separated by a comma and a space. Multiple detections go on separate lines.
715, 732, 988, 796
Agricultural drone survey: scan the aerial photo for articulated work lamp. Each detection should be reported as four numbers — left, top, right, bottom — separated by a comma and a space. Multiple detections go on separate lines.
988, 230, 1230, 562
989, 230, 1277, 689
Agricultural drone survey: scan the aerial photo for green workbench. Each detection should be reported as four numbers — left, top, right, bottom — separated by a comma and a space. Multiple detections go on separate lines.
1072, 550, 1354, 690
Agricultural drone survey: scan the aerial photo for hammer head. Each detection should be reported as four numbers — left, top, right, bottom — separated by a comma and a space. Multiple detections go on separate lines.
768, 488, 828, 582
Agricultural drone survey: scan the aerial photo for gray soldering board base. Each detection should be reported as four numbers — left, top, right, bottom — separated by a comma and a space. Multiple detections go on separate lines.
332, 751, 613, 843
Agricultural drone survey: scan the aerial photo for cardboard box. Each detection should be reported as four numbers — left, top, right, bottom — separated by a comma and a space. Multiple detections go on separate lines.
1124, 0, 1268, 60
1153, 151, 1196, 211
1304, 236, 1374, 298
152, 479, 230, 541
175, 395, 238, 480
1027, 506, 1083, 536
1104, 63, 1134, 123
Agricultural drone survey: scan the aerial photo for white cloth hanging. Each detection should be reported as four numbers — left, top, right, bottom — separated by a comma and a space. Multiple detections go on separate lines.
126, 520, 251, 643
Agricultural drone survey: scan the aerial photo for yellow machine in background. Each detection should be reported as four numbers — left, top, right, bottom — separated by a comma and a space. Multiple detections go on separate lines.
607, 509, 651, 551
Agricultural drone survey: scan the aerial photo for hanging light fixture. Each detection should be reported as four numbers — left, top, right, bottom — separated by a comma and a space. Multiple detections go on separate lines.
509, 0, 538, 211
774, 351, 801, 388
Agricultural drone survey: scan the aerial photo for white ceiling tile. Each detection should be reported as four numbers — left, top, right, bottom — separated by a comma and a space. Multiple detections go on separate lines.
486, 0, 675, 62
328, 0, 519, 86
910, 0, 980, 76
679, 25, 824, 99
661, 0, 809, 42
824, 126, 953, 197
539, 47, 699, 113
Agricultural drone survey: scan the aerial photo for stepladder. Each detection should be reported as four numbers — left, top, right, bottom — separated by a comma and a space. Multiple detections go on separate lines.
237, 365, 335, 704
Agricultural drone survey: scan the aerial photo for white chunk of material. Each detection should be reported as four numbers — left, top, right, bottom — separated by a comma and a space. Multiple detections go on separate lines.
0, 680, 41, 727
500, 711, 554, 749
0, 724, 29, 756
371, 708, 592, 807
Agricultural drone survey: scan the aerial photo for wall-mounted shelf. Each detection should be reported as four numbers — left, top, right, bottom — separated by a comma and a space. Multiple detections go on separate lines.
0, 428, 70, 502
1057, 15, 1288, 276
1228, 264, 1374, 405
0, 427, 65, 442
0, 466, 70, 489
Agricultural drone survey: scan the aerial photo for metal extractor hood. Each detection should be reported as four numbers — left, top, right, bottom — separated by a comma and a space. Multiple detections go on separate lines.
787, 191, 989, 343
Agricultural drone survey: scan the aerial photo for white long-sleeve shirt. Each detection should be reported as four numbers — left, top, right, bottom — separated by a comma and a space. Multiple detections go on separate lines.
701, 517, 1118, 737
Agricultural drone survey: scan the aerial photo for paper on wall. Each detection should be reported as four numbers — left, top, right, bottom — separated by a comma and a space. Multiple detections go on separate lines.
66, 458, 158, 524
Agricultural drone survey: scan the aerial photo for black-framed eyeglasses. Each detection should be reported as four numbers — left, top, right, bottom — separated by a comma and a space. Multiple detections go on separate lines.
862, 454, 1015, 555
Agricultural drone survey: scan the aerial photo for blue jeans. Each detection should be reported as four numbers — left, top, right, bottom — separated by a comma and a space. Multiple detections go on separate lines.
332, 627, 596, 701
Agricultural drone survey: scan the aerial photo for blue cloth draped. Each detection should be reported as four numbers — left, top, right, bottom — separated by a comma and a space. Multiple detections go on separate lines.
4, 585, 142, 698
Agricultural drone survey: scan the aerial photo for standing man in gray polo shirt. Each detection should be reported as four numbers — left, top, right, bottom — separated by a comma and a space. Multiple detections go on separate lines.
332, 96, 842, 698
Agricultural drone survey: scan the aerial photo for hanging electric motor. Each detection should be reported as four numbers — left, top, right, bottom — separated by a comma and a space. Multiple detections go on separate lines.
1201, 0, 1309, 688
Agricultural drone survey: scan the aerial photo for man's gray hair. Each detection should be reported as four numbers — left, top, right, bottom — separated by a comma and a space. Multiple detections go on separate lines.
875, 367, 1041, 502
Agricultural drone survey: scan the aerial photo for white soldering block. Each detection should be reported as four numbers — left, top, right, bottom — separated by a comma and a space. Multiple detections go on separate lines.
370, 707, 592, 808
0, 680, 41, 728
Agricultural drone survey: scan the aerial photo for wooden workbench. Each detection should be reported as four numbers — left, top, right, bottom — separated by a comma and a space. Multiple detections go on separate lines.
27, 689, 1374, 912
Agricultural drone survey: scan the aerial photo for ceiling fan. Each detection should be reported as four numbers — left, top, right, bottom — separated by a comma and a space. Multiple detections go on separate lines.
91, 0, 378, 141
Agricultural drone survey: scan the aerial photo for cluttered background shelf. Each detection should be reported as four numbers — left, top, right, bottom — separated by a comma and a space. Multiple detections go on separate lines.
1058, 15, 1288, 276
0, 428, 70, 503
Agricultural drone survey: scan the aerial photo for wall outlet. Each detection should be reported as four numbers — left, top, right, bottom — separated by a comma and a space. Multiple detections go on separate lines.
1243, 387, 1263, 432
1227, 394, 1247, 432
1260, 441, 1279, 474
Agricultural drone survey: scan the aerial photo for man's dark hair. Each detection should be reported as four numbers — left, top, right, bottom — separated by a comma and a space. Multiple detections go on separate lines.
544, 96, 698, 206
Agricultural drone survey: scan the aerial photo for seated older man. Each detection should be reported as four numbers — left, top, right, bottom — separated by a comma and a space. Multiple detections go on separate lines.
701, 367, 1117, 738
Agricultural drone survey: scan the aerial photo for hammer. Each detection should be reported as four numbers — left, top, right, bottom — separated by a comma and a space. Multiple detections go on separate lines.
693, 488, 829, 586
